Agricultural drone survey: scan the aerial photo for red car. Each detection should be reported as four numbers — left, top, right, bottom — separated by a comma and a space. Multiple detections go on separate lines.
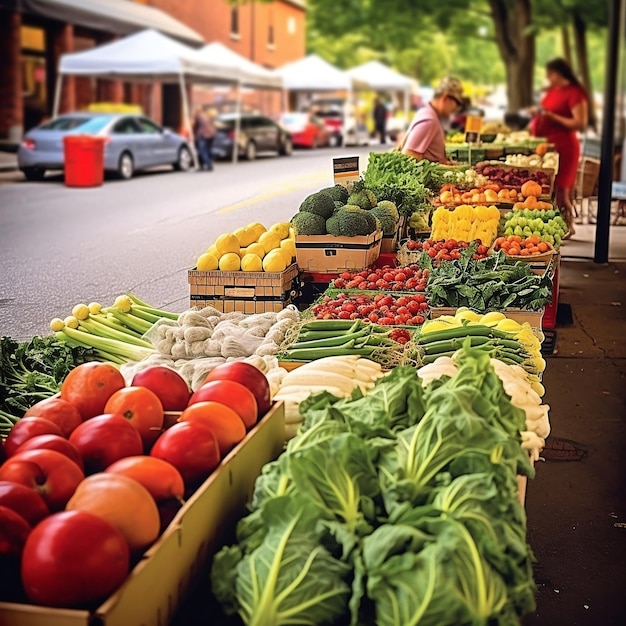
279, 113, 330, 149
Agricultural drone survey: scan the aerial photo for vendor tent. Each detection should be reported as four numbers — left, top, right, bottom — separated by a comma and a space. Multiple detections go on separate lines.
276, 54, 352, 92
196, 42, 283, 90
56, 29, 238, 166
347, 60, 415, 117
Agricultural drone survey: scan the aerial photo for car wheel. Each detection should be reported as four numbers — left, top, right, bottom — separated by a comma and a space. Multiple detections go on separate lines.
22, 168, 46, 182
329, 133, 341, 148
311, 136, 318, 150
118, 152, 134, 180
174, 146, 192, 171
279, 137, 293, 156
245, 141, 257, 161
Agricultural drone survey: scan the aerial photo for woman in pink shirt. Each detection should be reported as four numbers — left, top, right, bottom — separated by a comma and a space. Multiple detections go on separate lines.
402, 77, 464, 163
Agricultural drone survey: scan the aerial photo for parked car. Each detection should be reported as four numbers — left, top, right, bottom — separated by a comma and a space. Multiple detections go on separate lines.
279, 112, 330, 149
310, 100, 370, 147
17, 113, 193, 181
212, 113, 292, 160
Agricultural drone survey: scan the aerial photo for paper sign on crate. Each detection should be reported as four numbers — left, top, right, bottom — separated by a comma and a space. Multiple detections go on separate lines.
333, 156, 360, 189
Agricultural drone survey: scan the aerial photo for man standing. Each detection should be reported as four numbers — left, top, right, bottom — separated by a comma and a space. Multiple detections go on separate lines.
373, 98, 387, 144
401, 77, 464, 164
192, 108, 216, 171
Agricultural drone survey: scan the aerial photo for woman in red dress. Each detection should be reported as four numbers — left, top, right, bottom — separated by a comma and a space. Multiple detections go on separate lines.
532, 58, 588, 237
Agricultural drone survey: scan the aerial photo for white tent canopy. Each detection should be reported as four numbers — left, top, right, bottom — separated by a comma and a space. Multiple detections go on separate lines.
197, 42, 283, 89
276, 54, 353, 91
58, 29, 232, 84
347, 60, 414, 92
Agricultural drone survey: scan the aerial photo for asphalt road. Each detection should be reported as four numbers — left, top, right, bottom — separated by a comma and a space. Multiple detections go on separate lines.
0, 146, 379, 340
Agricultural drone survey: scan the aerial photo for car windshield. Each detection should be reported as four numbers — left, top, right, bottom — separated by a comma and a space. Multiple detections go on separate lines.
68, 116, 113, 134
39, 116, 95, 131
215, 118, 235, 130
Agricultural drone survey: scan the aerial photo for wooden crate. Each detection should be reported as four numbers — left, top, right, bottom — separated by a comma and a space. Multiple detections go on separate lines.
0, 404, 286, 626
295, 231, 382, 273
188, 263, 298, 312
380, 232, 398, 254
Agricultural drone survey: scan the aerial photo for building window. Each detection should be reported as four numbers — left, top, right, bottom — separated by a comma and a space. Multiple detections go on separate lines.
267, 24, 275, 49
230, 7, 240, 38
287, 16, 296, 35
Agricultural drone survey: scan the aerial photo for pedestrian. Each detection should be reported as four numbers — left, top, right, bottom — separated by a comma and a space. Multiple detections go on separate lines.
400, 76, 464, 164
373, 98, 387, 144
530, 58, 588, 238
192, 107, 216, 171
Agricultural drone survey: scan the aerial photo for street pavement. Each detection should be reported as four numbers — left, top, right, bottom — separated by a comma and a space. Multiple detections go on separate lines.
0, 146, 378, 340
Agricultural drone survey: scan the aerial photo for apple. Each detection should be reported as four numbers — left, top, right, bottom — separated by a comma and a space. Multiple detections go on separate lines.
23, 397, 82, 437
0, 505, 31, 557
4, 417, 64, 457
204, 362, 271, 416
66, 473, 160, 553
131, 366, 191, 411
105, 456, 185, 503
0, 439, 6, 464
0, 449, 84, 511
150, 422, 220, 488
21, 510, 130, 608
188, 381, 258, 429
69, 414, 143, 474
16, 434, 84, 470
0, 481, 50, 525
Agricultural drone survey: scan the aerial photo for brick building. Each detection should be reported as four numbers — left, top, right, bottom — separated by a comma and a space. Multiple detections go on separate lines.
0, 0, 306, 141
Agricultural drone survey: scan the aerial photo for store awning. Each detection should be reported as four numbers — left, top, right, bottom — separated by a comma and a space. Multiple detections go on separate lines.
10, 0, 204, 45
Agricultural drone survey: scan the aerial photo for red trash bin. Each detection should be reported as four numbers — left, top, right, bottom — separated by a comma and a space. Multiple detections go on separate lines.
63, 135, 105, 187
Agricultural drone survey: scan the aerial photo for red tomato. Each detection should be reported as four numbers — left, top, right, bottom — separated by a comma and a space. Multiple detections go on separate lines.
61, 363, 125, 420
21, 510, 130, 608
151, 422, 220, 488
131, 366, 191, 411
0, 481, 50, 526
69, 414, 143, 474
104, 387, 164, 448
4, 417, 64, 457
204, 362, 271, 417
16, 435, 84, 470
23, 397, 82, 437
0, 505, 31, 558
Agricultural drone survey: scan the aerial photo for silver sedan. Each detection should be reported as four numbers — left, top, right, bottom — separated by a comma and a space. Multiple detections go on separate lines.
17, 113, 193, 181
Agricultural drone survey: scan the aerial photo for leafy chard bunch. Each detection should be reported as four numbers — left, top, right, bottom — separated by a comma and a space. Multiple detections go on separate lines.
212, 345, 536, 626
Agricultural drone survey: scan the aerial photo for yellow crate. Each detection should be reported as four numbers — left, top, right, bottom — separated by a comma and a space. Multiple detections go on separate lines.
0, 404, 286, 626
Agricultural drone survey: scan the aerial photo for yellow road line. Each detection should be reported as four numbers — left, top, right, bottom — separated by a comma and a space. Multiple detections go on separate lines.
217, 170, 329, 215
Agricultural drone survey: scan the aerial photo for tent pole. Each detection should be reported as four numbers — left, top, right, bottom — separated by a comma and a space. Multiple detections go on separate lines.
233, 81, 242, 164
52, 73, 63, 118
404, 88, 410, 122
179, 73, 198, 170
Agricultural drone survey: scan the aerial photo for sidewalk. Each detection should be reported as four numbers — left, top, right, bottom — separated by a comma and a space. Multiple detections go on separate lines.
0, 151, 17, 172
524, 230, 626, 624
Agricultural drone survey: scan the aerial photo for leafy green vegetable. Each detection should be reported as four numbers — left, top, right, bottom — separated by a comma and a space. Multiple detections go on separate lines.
212, 497, 351, 626
425, 250, 554, 311
211, 345, 537, 625
0, 335, 94, 433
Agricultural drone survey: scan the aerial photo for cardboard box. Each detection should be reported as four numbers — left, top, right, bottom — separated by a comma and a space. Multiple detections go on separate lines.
188, 263, 298, 312
380, 232, 398, 254
295, 231, 382, 273
0, 404, 286, 626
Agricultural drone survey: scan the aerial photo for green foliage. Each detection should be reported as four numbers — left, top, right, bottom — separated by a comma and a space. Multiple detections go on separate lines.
290, 211, 327, 235
211, 346, 537, 625
298, 191, 336, 220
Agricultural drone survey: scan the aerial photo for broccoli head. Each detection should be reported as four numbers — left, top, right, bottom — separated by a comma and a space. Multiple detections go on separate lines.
291, 211, 327, 235
335, 207, 376, 236
347, 188, 377, 210
298, 191, 336, 220
333, 200, 345, 210
326, 214, 341, 237
371, 201, 400, 235
320, 184, 349, 204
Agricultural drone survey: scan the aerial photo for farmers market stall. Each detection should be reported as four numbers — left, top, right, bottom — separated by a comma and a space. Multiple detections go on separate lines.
0, 147, 563, 626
